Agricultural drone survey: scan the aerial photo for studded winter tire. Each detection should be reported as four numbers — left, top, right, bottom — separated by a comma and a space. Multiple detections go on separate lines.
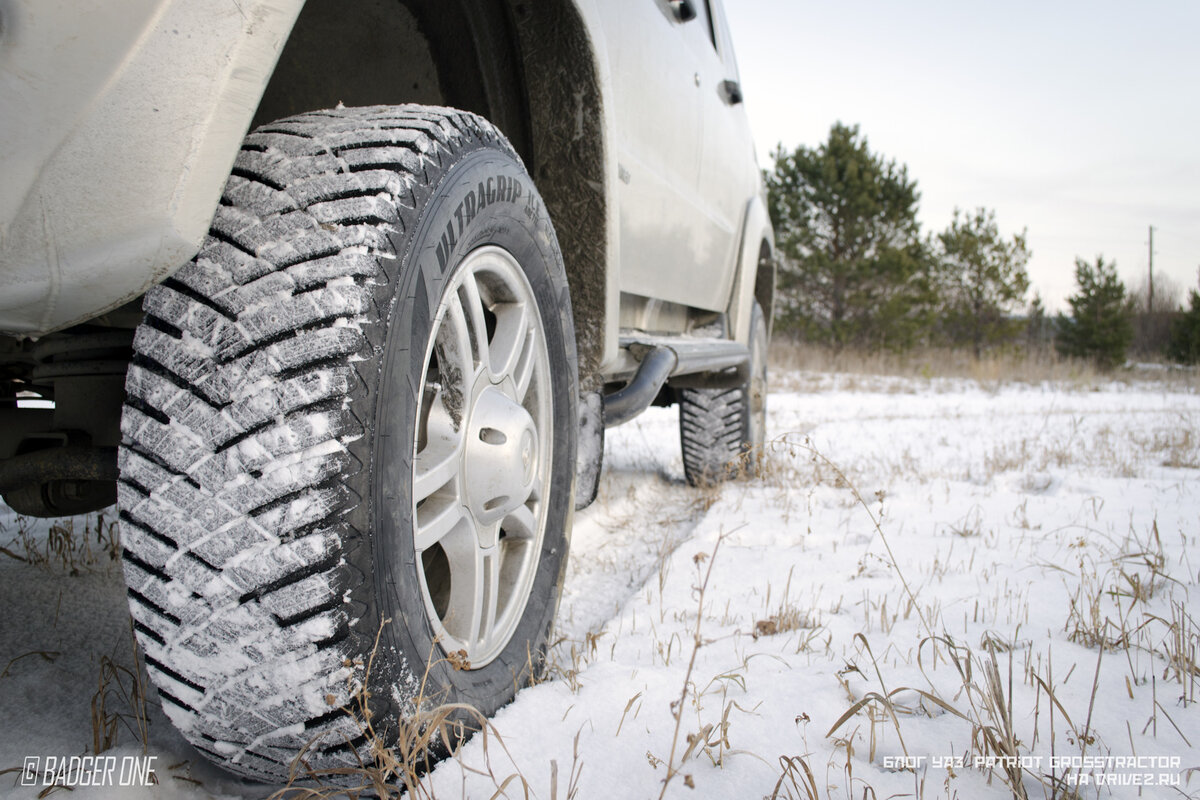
678, 301, 767, 486
117, 106, 577, 782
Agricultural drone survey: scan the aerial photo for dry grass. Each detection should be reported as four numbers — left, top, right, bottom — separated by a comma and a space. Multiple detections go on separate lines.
0, 512, 120, 575
1135, 422, 1200, 469
769, 754, 822, 800
760, 501, 1196, 800
654, 533, 729, 799
1, 649, 60, 678
91, 641, 151, 757
769, 340, 1200, 391
788, 440, 1197, 800
13, 622, 159, 794
267, 621, 558, 800
1152, 600, 1199, 696
755, 566, 828, 654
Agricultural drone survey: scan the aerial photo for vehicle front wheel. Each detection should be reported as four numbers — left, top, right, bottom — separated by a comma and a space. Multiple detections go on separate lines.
118, 106, 577, 782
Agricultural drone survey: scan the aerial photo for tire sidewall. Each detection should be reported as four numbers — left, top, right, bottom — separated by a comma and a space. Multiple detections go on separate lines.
371, 146, 576, 715
745, 301, 768, 452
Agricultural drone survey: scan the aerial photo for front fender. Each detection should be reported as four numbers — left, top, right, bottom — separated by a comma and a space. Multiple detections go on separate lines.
726, 192, 774, 345
0, 0, 304, 336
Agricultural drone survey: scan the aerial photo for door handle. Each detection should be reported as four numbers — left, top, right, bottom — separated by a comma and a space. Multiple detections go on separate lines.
668, 0, 697, 22
719, 80, 743, 105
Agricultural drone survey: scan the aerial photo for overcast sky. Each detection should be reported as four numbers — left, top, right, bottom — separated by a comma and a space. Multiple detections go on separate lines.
724, 0, 1200, 311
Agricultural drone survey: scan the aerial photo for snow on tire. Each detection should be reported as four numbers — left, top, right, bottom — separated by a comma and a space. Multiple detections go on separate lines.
117, 105, 577, 782
679, 302, 768, 486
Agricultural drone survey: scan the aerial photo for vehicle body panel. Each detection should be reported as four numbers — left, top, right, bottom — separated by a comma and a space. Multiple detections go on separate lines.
0, 0, 303, 335
0, 0, 771, 376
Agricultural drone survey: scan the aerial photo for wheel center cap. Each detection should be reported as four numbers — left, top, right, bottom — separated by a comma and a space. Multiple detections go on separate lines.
463, 385, 538, 527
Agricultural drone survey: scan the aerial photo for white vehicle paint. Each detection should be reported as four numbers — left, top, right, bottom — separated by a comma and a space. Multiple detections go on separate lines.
0, 0, 304, 335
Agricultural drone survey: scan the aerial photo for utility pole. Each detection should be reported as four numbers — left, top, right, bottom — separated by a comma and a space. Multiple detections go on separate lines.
1148, 225, 1155, 315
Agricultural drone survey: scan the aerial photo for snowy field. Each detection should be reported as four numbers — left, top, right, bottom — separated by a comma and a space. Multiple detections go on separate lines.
2, 367, 1199, 799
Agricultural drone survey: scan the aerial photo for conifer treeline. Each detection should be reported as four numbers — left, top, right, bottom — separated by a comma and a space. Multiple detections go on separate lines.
766, 123, 1195, 368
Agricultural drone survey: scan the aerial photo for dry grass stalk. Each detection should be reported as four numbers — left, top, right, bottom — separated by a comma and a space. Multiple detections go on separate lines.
1149, 599, 1199, 696
549, 727, 584, 800
268, 619, 536, 800
655, 529, 731, 799
1, 649, 60, 678
769, 754, 821, 800
755, 567, 825, 650
90, 622, 151, 757
1, 512, 121, 574
790, 438, 934, 638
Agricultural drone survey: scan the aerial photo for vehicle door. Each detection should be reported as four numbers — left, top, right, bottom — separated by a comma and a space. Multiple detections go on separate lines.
691, 0, 756, 313
596, 1, 709, 314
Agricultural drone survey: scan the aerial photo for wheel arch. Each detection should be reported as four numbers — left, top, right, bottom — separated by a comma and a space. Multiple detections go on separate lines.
254, 0, 614, 389
755, 239, 777, 340
727, 194, 776, 344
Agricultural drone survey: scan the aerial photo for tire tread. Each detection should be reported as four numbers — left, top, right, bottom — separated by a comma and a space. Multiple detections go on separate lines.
119, 105, 513, 779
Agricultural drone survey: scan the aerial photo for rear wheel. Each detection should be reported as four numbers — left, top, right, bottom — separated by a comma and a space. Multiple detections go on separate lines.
678, 302, 767, 486
118, 105, 576, 781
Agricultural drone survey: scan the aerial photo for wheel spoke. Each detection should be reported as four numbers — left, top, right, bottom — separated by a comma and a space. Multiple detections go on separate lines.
488, 301, 530, 384
512, 329, 537, 401
440, 293, 475, 380
439, 526, 475, 643
470, 545, 501, 652
413, 431, 460, 504
414, 498, 466, 552
459, 271, 491, 372
502, 503, 538, 541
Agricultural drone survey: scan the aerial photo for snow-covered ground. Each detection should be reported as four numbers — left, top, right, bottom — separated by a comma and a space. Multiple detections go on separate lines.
3, 369, 1198, 799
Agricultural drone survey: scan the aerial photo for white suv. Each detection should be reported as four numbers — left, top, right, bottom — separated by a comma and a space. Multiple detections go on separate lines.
0, 0, 774, 781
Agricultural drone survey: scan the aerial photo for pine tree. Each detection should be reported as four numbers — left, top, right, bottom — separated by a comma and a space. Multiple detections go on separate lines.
1167, 289, 1200, 364
766, 123, 930, 351
1026, 292, 1051, 354
1056, 256, 1133, 369
935, 208, 1031, 356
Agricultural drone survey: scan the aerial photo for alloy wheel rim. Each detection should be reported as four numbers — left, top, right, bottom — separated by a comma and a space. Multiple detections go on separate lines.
411, 245, 552, 668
